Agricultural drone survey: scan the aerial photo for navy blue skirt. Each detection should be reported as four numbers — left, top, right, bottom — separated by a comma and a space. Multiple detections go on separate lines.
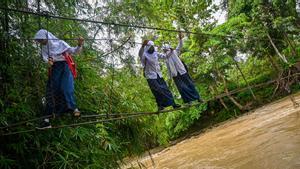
173, 73, 200, 103
46, 61, 76, 115
147, 77, 175, 108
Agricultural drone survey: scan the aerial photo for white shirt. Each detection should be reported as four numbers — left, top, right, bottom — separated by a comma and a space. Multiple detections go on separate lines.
138, 46, 166, 79
34, 29, 82, 63
41, 46, 82, 62
165, 39, 187, 78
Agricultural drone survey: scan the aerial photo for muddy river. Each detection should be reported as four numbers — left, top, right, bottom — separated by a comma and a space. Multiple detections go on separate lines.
124, 94, 300, 169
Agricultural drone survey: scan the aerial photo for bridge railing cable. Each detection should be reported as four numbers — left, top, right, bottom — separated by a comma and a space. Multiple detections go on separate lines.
0, 6, 285, 42
0, 5, 297, 137
1, 73, 299, 136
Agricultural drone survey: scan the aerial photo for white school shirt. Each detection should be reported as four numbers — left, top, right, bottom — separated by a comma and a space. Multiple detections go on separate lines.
138, 46, 166, 79
34, 29, 82, 63
41, 46, 82, 62
164, 39, 187, 78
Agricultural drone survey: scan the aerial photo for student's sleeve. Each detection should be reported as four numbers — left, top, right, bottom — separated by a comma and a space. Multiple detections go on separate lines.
157, 52, 167, 59
175, 39, 183, 55
41, 50, 52, 63
41, 54, 49, 63
67, 46, 82, 55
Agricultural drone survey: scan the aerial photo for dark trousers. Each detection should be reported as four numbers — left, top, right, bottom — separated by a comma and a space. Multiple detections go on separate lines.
45, 61, 76, 115
147, 77, 175, 108
173, 73, 200, 103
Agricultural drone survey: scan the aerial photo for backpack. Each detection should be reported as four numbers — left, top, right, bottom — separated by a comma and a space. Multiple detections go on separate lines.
63, 52, 77, 78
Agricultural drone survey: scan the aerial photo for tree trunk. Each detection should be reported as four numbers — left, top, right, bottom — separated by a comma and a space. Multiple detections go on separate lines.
1, 0, 10, 113
294, 61, 300, 72
219, 96, 229, 110
209, 85, 229, 110
267, 33, 288, 63
283, 32, 297, 57
223, 81, 244, 110
217, 70, 245, 110
232, 58, 257, 101
266, 54, 281, 72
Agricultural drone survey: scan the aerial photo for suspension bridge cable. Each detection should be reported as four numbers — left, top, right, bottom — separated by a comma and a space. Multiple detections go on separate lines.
0, 103, 201, 136
3, 70, 294, 131
0, 7, 285, 42
2, 72, 300, 136
0, 7, 233, 37
0, 115, 52, 130
0, 5, 297, 136
0, 37, 112, 41
82, 36, 132, 62
2, 72, 300, 130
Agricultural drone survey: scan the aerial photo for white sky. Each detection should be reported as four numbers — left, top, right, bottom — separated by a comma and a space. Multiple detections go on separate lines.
212, 0, 227, 25
31, 0, 227, 66
297, 0, 300, 14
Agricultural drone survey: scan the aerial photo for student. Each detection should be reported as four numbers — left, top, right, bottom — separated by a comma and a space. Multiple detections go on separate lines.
162, 32, 203, 104
139, 40, 181, 111
34, 29, 84, 129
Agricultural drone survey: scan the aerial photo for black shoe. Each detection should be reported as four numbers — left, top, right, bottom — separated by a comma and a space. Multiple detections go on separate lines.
36, 120, 52, 130
172, 104, 181, 109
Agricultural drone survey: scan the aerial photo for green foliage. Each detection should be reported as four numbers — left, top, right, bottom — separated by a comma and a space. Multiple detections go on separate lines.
166, 105, 207, 139
1, 0, 299, 168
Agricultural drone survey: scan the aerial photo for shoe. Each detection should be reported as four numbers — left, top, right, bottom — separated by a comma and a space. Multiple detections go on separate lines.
73, 108, 81, 117
36, 119, 52, 130
172, 104, 181, 109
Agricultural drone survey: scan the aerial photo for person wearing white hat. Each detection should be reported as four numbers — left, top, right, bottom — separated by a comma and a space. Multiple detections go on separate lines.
34, 29, 84, 129
162, 32, 202, 104
139, 40, 181, 111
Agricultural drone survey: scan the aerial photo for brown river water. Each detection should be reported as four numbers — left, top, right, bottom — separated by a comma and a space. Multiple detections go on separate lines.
123, 94, 300, 169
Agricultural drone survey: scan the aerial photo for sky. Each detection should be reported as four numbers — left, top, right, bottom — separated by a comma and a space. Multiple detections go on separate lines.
212, 0, 227, 25
30, 0, 227, 66
129, 0, 227, 61
79, 0, 228, 67
297, 0, 300, 14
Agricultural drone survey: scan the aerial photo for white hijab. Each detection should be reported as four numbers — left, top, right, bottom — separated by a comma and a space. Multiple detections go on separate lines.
34, 29, 71, 58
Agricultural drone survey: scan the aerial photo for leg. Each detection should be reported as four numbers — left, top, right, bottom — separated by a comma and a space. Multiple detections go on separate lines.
45, 64, 64, 115
156, 78, 176, 107
147, 78, 177, 110
174, 73, 200, 103
60, 63, 78, 115
147, 79, 164, 108
39, 65, 63, 129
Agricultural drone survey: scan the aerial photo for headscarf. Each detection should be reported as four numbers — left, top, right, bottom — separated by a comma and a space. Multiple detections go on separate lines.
143, 40, 158, 60
162, 43, 174, 57
34, 29, 71, 59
